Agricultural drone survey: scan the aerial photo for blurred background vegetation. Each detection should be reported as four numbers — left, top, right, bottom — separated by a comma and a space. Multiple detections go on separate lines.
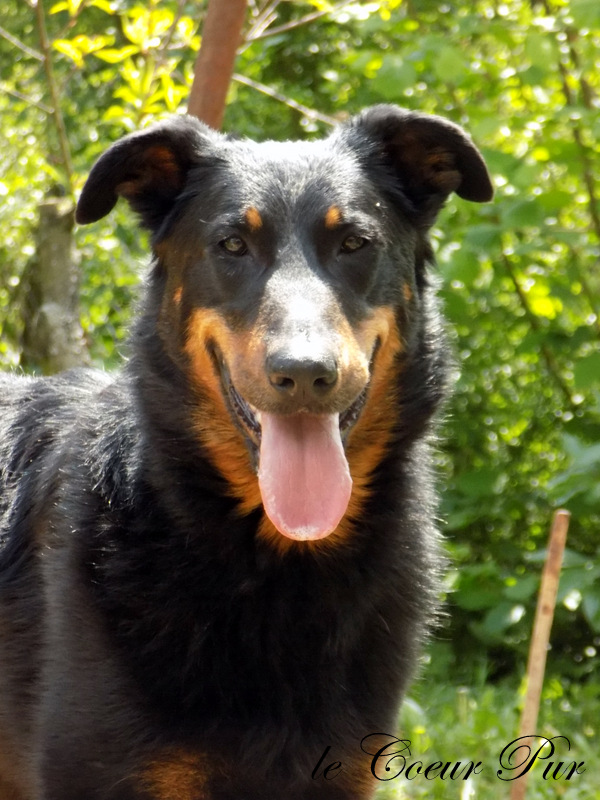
1, 0, 599, 796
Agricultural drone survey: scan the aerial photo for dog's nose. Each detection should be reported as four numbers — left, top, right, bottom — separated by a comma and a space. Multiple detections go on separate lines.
267, 352, 338, 399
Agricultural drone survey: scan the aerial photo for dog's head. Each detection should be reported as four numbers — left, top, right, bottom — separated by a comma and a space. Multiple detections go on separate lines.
77, 106, 492, 544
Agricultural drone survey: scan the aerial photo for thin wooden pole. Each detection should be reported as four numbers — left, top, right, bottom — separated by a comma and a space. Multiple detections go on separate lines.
187, 0, 248, 129
509, 509, 570, 800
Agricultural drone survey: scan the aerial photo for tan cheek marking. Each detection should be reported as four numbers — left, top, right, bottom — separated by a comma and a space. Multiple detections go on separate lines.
173, 286, 183, 305
245, 206, 263, 232
403, 283, 413, 303
342, 306, 402, 519
324, 205, 343, 229
184, 309, 262, 516
138, 750, 211, 800
324, 750, 378, 799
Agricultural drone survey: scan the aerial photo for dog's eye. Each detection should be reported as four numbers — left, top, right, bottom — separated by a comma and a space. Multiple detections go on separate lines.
340, 235, 367, 254
220, 236, 248, 256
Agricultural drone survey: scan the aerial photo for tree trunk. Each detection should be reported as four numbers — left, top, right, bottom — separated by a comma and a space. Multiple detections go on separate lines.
20, 197, 89, 374
187, 0, 247, 129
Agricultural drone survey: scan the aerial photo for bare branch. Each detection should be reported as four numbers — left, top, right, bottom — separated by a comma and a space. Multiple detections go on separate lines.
0, 24, 44, 60
567, 249, 600, 336
244, 0, 281, 41
540, 0, 600, 242
232, 73, 337, 126
0, 83, 53, 115
245, 0, 357, 43
159, 0, 190, 56
500, 246, 575, 408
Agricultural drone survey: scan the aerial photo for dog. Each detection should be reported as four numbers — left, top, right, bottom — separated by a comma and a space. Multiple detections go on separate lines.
0, 105, 492, 800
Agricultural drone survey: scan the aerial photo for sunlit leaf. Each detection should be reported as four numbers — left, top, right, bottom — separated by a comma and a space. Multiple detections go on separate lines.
94, 46, 139, 63
529, 295, 559, 319
53, 39, 84, 67
90, 0, 116, 13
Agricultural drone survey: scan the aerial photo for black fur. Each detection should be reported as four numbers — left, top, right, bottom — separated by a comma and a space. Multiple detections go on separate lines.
0, 106, 492, 800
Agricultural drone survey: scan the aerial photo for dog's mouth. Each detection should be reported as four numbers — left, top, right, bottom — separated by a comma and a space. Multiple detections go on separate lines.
211, 348, 370, 542
227, 379, 262, 448
226, 372, 368, 450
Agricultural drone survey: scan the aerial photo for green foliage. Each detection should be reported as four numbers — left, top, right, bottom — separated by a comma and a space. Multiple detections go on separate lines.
1, 0, 599, 680
373, 676, 599, 798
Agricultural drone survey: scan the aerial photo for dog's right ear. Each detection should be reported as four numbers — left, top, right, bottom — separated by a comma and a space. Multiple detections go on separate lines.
342, 105, 493, 225
76, 115, 218, 229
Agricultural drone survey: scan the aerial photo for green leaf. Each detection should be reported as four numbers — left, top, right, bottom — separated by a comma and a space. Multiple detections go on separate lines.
432, 46, 467, 84
562, 434, 600, 470
524, 33, 558, 68
582, 587, 600, 632
478, 601, 526, 640
537, 189, 572, 214
456, 467, 507, 499
464, 224, 502, 251
573, 352, 600, 390
570, 0, 600, 28
455, 584, 501, 612
453, 564, 504, 611
441, 249, 481, 283
502, 199, 546, 228
370, 55, 416, 99
503, 575, 538, 602
438, 290, 471, 324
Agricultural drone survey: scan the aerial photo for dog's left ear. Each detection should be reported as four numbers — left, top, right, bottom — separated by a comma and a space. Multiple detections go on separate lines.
76, 115, 219, 229
344, 105, 493, 220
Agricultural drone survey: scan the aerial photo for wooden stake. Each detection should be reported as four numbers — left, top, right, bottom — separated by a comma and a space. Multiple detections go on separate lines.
187, 0, 248, 129
509, 509, 570, 800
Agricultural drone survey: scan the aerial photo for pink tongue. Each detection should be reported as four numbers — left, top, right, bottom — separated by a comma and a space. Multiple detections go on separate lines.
257, 413, 352, 540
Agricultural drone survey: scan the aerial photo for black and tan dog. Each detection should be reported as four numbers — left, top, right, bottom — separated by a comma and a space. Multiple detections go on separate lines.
0, 105, 492, 800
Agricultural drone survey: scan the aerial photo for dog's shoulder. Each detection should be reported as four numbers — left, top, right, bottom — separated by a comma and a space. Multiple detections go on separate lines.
1, 368, 118, 461
0, 369, 137, 557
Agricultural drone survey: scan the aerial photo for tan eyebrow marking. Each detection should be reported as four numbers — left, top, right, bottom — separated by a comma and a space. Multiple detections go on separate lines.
324, 205, 343, 229
244, 206, 263, 232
